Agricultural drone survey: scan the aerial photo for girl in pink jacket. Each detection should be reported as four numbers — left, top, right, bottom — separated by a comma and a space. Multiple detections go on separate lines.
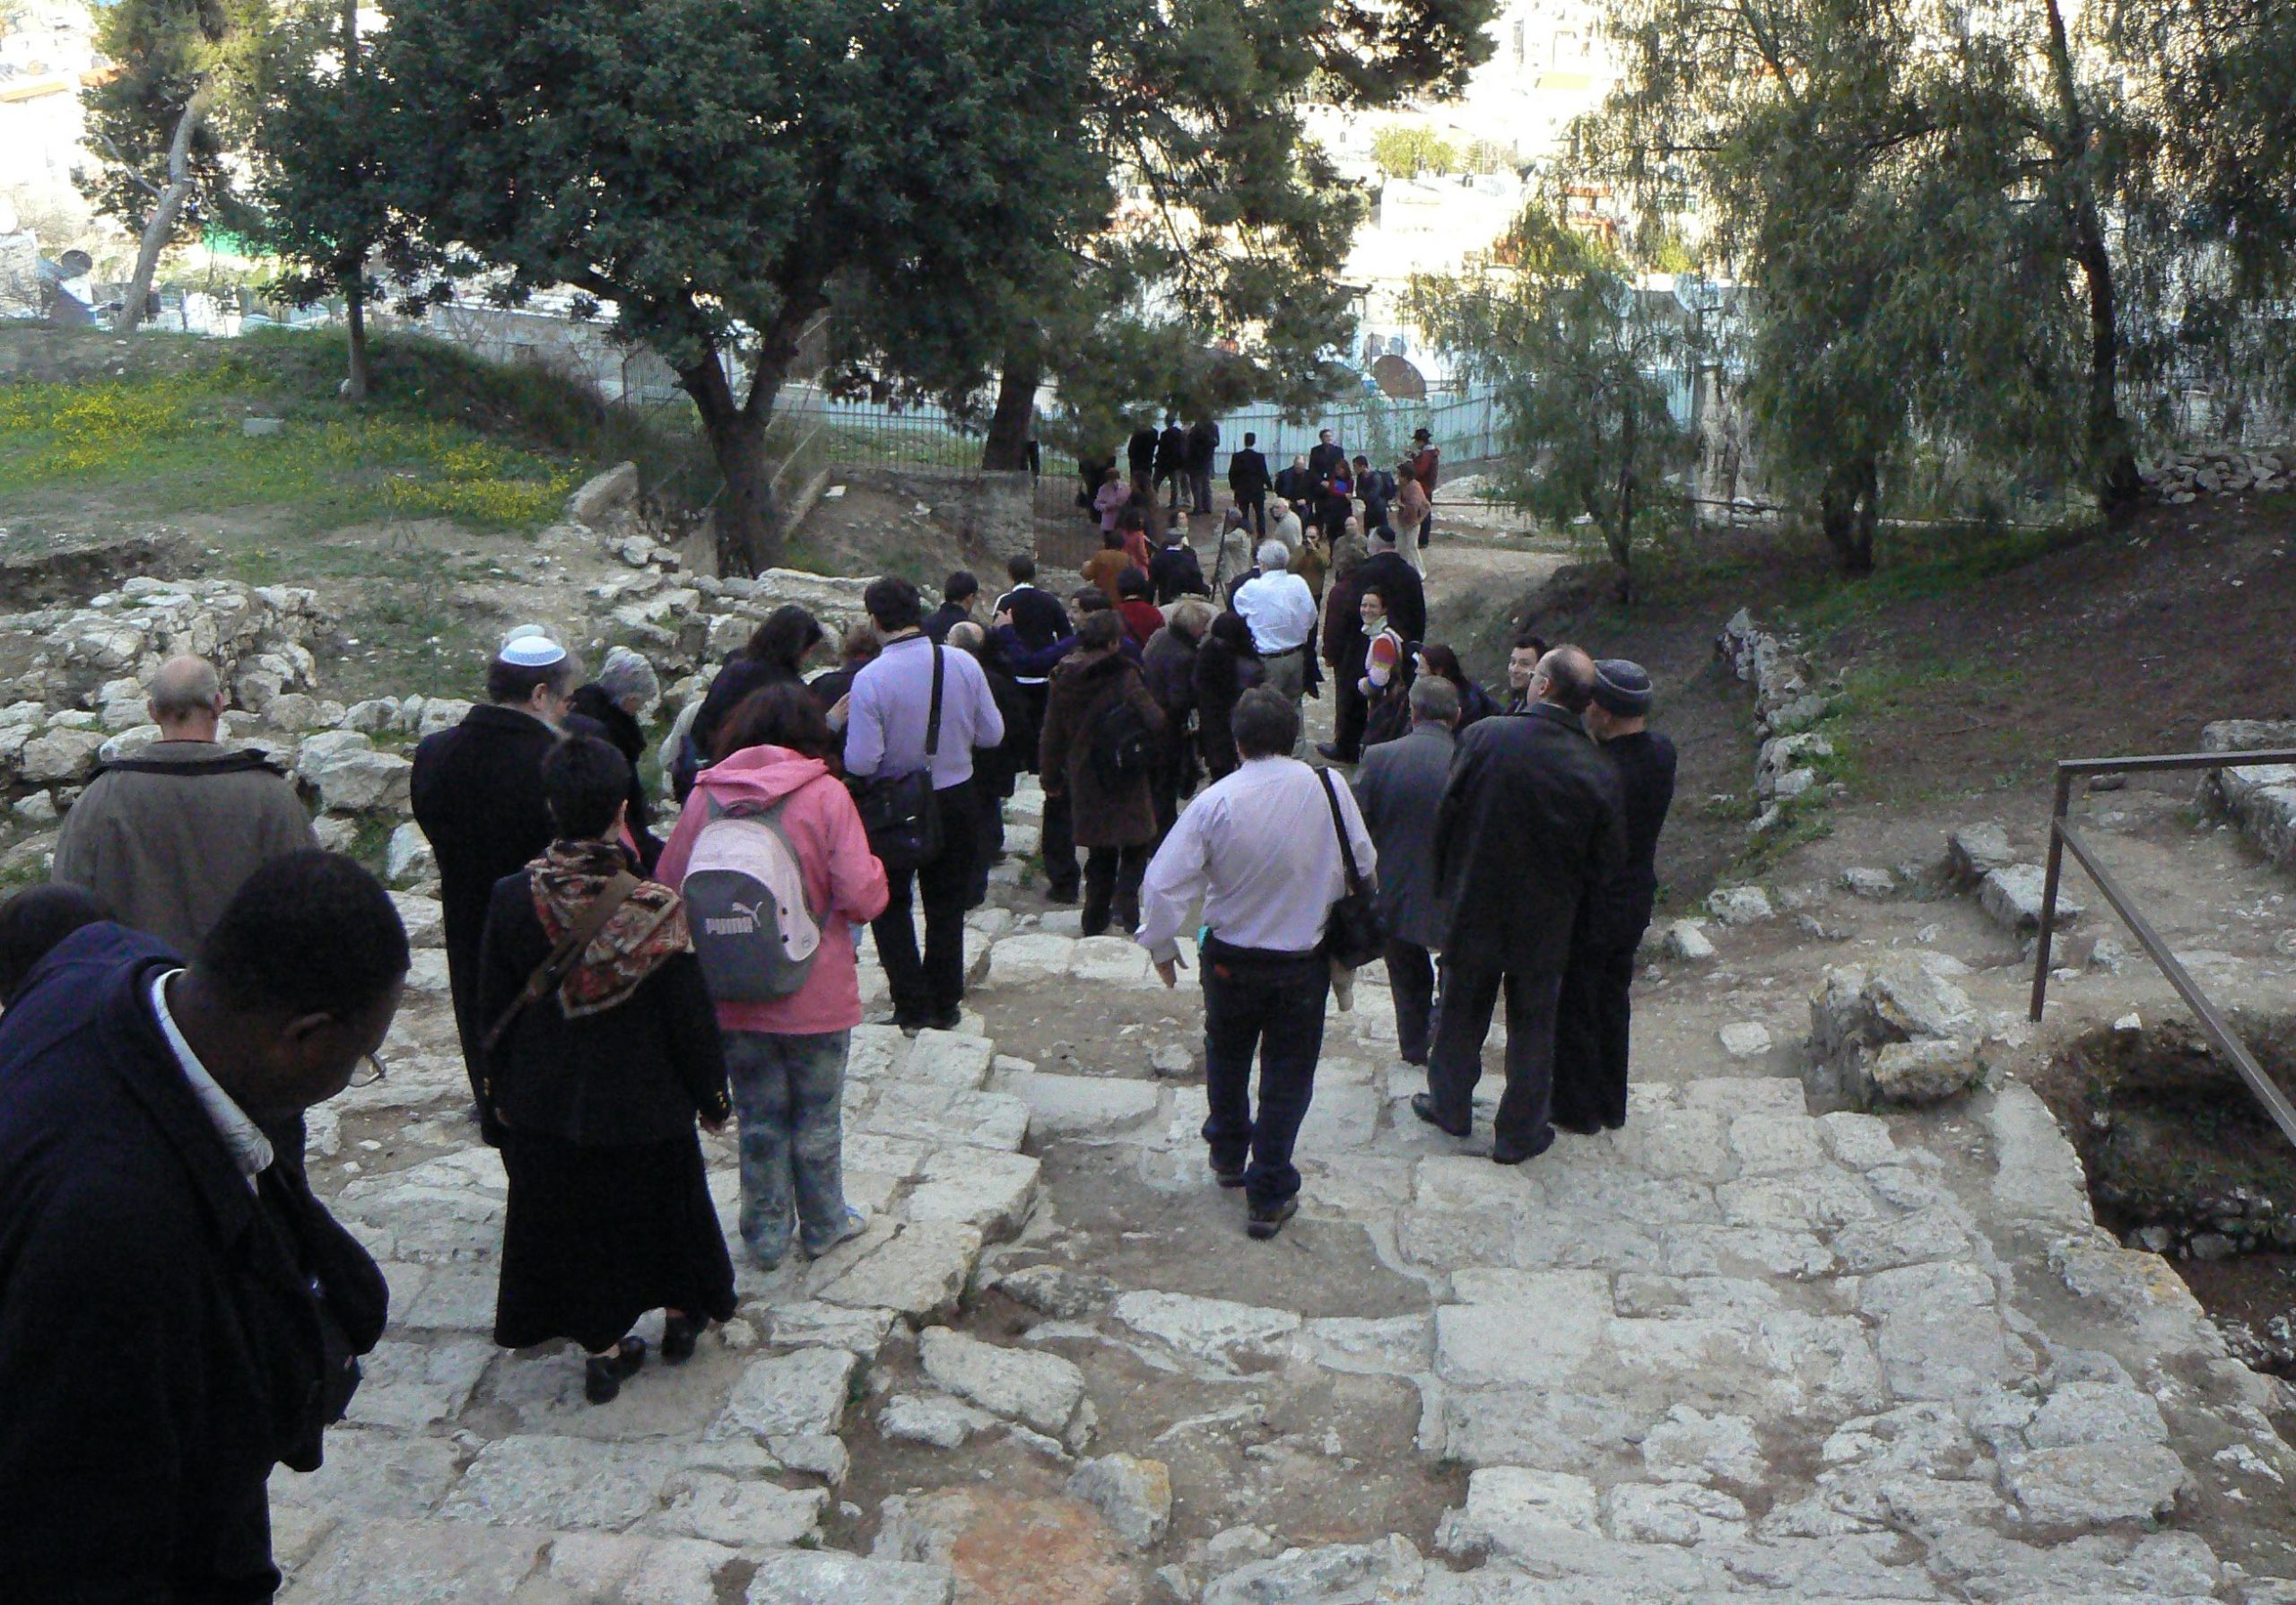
656, 683, 889, 1269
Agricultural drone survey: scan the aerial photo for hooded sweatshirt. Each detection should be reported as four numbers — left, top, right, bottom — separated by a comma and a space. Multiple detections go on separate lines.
656, 745, 890, 1037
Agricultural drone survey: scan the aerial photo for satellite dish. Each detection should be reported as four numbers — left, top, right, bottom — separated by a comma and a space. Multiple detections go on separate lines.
1371, 354, 1426, 400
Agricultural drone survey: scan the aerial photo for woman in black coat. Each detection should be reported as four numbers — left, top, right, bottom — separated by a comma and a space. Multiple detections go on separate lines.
674, 605, 825, 799
568, 650, 665, 871
1191, 611, 1265, 781
477, 736, 735, 1405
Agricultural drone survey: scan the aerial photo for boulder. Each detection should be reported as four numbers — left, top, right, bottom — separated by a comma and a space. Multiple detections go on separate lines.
389, 893, 446, 949
1708, 885, 1773, 927
1868, 1039, 1989, 1105
568, 460, 640, 527
1662, 920, 1717, 961
386, 822, 437, 883
1979, 863, 2083, 934
1066, 1454, 1172, 1548
917, 1326, 1084, 1435
1839, 868, 1896, 899
1808, 957, 1987, 1110
299, 734, 413, 815
342, 698, 400, 734
20, 727, 108, 785
416, 699, 473, 739
1945, 823, 2015, 887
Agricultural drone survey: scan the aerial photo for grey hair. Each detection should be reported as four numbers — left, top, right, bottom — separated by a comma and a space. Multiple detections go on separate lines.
593, 645, 659, 711
1409, 675, 1460, 726
1256, 541, 1290, 571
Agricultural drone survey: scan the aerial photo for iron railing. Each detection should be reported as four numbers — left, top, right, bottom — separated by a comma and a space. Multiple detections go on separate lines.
2030, 748, 2296, 1147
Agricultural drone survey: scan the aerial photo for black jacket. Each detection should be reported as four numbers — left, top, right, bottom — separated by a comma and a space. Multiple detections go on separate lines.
1185, 420, 1220, 470
993, 584, 1073, 676
1308, 441, 1346, 483
1228, 448, 1270, 495
1274, 462, 1313, 503
567, 685, 663, 868
1587, 730, 1678, 946
691, 654, 804, 768
1127, 427, 1159, 473
1350, 550, 1426, 647
1155, 425, 1186, 476
476, 868, 732, 1145
412, 703, 560, 1050
1148, 542, 1209, 605
0, 924, 387, 1603
1352, 722, 1456, 951
1435, 703, 1628, 974
925, 600, 973, 643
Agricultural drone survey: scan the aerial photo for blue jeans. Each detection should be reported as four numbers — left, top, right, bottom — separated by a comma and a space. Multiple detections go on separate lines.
1199, 938, 1330, 1208
723, 1030, 850, 1266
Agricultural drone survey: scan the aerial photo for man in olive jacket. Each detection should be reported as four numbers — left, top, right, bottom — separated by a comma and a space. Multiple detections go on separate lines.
1417, 646, 1625, 1164
54, 656, 317, 956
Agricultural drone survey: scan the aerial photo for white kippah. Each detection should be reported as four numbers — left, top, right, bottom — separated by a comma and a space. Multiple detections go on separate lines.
497, 627, 567, 667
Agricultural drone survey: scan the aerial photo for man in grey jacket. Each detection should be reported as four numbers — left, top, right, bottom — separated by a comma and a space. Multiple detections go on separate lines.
53, 656, 317, 957
1351, 676, 1459, 1066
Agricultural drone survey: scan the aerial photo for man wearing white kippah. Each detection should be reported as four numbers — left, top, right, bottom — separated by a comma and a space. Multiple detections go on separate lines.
412, 629, 578, 1141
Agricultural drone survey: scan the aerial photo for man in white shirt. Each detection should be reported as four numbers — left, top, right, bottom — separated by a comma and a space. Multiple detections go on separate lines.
1138, 689, 1376, 1238
1230, 542, 1319, 724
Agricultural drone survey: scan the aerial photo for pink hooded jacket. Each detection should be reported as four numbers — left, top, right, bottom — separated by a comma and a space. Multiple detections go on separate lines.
656, 745, 890, 1037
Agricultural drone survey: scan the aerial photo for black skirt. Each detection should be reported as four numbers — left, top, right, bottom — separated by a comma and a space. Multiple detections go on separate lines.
493, 1128, 735, 1353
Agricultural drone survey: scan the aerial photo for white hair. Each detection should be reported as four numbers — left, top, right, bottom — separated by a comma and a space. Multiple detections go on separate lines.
1257, 541, 1290, 570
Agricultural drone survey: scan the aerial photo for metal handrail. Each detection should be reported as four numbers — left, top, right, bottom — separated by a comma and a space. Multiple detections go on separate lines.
2029, 748, 2296, 1148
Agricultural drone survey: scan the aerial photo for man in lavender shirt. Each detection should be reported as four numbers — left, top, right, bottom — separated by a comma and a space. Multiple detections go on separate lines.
845, 575, 1005, 1031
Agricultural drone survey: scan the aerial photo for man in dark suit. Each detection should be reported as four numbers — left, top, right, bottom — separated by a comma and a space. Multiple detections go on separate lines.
1416, 647, 1626, 1164
1228, 431, 1271, 536
925, 571, 980, 643
1154, 416, 1187, 510
411, 631, 571, 1135
1185, 417, 1221, 514
0, 854, 402, 1601
1352, 676, 1460, 1066
1307, 427, 1346, 485
1127, 423, 1160, 500
1316, 528, 1425, 763
1552, 659, 1679, 1131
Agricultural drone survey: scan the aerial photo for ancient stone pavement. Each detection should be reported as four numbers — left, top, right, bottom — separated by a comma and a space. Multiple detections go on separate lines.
279, 767, 2296, 1605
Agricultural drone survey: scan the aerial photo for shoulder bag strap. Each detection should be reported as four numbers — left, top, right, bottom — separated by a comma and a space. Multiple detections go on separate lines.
1317, 768, 1366, 896
923, 643, 945, 762
482, 869, 641, 1055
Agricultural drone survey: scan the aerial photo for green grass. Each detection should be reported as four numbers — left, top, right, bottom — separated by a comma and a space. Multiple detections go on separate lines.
0, 327, 709, 545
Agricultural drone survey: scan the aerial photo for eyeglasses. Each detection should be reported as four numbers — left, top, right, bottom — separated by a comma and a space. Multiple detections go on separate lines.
348, 1052, 388, 1089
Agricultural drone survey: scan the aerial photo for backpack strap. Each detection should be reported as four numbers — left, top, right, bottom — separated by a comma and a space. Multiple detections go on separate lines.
482, 871, 639, 1056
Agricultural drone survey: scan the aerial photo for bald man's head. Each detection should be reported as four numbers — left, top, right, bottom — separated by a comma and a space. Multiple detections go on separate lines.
1535, 645, 1598, 714
148, 657, 225, 738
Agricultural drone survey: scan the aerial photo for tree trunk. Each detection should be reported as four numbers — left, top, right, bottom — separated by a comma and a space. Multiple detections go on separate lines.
343, 279, 370, 403
1610, 403, 1638, 603
2039, 0, 2143, 514
680, 311, 806, 576
337, 0, 369, 404
116, 92, 210, 336
1820, 456, 1877, 576
980, 354, 1039, 471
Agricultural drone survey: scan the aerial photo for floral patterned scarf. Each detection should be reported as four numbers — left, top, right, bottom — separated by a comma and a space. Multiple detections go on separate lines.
526, 840, 691, 1018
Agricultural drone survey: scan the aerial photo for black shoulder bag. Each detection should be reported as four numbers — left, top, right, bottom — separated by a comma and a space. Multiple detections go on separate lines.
1317, 767, 1385, 968
850, 643, 946, 875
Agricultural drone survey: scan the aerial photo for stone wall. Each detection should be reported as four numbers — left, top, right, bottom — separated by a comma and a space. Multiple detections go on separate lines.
796, 464, 1035, 565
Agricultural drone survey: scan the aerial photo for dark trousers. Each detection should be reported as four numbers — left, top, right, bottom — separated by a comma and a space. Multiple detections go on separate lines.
1082, 843, 1151, 938
1426, 961, 1564, 1160
1331, 673, 1369, 761
969, 784, 1006, 906
1385, 938, 1437, 1065
1552, 940, 1639, 1130
1187, 467, 1213, 513
1039, 790, 1079, 897
1200, 938, 1330, 1208
871, 779, 978, 1025
1236, 490, 1266, 536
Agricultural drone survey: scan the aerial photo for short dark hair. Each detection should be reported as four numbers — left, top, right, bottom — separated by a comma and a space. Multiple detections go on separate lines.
1360, 582, 1387, 607
1075, 611, 1123, 652
541, 734, 632, 838
487, 652, 577, 706
944, 571, 978, 604
718, 681, 838, 761
1118, 505, 1147, 532
1352, 454, 1369, 467
1511, 632, 1548, 657
747, 605, 824, 674
865, 575, 925, 632
1007, 554, 1038, 583
1244, 432, 1257, 446
1073, 586, 1113, 614
199, 852, 409, 1018
1102, 528, 1126, 550
1231, 687, 1299, 759
1116, 567, 1152, 600
0, 884, 114, 1006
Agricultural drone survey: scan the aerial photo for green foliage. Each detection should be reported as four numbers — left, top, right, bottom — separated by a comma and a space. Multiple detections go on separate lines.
1412, 205, 1699, 599
78, 0, 277, 241
1372, 126, 1462, 179
246, 1, 394, 319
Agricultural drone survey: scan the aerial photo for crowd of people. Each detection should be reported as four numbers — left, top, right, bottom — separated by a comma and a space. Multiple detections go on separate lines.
0, 444, 1676, 1593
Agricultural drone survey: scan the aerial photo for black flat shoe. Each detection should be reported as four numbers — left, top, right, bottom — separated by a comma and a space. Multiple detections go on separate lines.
661, 1314, 700, 1364
1411, 1093, 1470, 1138
1552, 1115, 1604, 1137
1492, 1130, 1555, 1166
1247, 1198, 1300, 1240
584, 1338, 646, 1404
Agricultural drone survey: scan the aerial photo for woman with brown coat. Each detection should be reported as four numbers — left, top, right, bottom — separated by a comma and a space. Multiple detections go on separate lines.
1039, 612, 1167, 938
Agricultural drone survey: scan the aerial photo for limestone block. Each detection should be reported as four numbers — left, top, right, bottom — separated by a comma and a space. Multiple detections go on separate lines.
1000, 1070, 1159, 1137
1998, 1442, 2187, 1526
1200, 1537, 1424, 1605
708, 1346, 857, 1441
570, 460, 641, 526
984, 932, 1078, 988
880, 1391, 997, 1449
266, 1428, 464, 1521
2024, 1380, 2169, 1449
1815, 1112, 1897, 1169
388, 892, 445, 949
277, 1517, 546, 1603
1302, 1313, 1432, 1377
745, 1550, 955, 1605
1640, 1404, 1766, 1485
1604, 1481, 1750, 1544
1662, 920, 1717, 961
439, 1435, 678, 1531
1435, 1466, 1601, 1560
1945, 822, 2015, 885
1437, 1276, 1610, 1386
1112, 1290, 1303, 1368
1718, 1022, 1772, 1060
1986, 1083, 2095, 1229
1839, 867, 1896, 899
761, 1301, 900, 1357
901, 1147, 1039, 1239
1979, 862, 2083, 933
1868, 1038, 1988, 1106
918, 1326, 1085, 1434
1613, 1108, 1735, 1182
386, 822, 436, 883
1726, 1112, 1826, 1174
903, 1030, 996, 1091
1808, 958, 1976, 1060
417, 699, 473, 738
996, 1265, 1118, 1322
343, 698, 400, 733
97, 723, 161, 765
20, 726, 106, 784
810, 1222, 982, 1320
1067, 1452, 1172, 1548
653, 1473, 824, 1547
1708, 885, 1773, 926
1070, 934, 1151, 984
342, 1338, 494, 1429
263, 692, 323, 731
